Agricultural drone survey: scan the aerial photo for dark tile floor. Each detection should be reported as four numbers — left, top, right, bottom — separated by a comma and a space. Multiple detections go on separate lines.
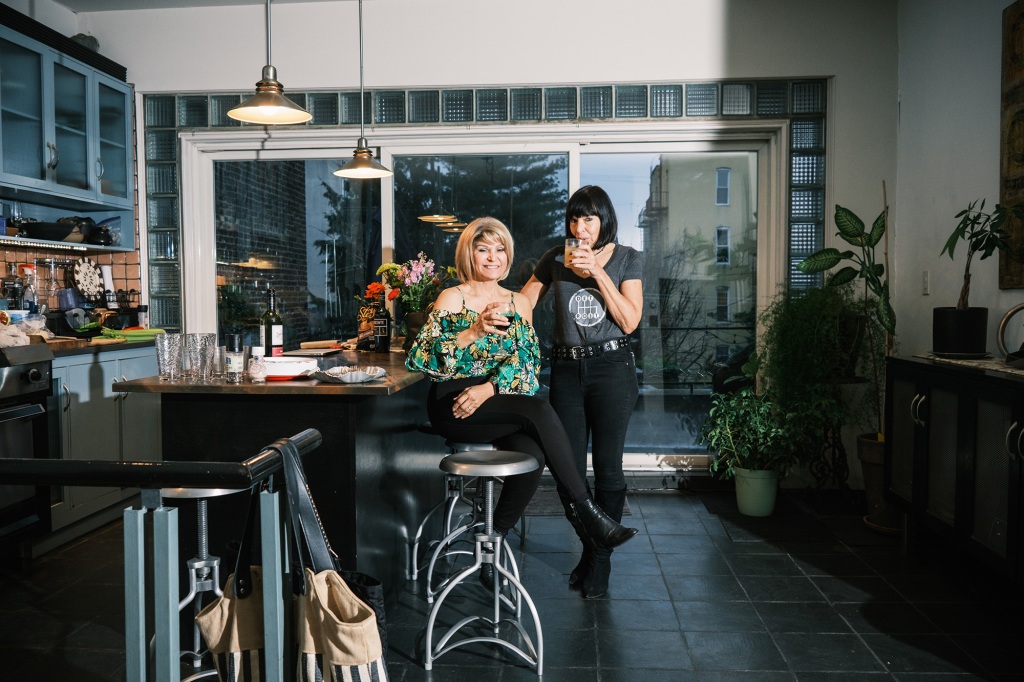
1, 484, 1022, 681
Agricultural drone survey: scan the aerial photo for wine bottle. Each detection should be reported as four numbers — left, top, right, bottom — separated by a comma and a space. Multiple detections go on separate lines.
372, 293, 392, 352
260, 288, 284, 357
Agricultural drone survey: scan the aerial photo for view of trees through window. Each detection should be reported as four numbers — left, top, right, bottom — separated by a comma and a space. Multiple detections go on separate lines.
210, 149, 758, 461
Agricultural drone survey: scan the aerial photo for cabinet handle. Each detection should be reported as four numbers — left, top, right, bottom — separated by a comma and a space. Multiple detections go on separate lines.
121, 374, 129, 401
916, 395, 927, 427
1008, 422, 1020, 461
96, 157, 105, 180
1017, 425, 1023, 462
61, 382, 70, 412
46, 142, 59, 170
910, 394, 924, 426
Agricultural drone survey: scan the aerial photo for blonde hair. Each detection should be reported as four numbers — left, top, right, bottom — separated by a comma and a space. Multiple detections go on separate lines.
454, 217, 515, 282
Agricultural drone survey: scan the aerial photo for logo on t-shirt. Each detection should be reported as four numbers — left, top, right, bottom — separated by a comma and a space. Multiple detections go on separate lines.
569, 288, 606, 327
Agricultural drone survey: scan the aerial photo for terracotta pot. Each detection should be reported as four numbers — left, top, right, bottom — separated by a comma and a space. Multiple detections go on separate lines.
403, 311, 429, 352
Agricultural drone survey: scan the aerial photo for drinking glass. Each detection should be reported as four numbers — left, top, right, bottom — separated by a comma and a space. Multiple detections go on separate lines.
185, 332, 217, 381
495, 301, 515, 319
564, 238, 581, 266
155, 332, 182, 381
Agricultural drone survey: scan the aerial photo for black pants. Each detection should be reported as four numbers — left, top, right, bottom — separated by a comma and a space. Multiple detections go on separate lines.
427, 377, 589, 533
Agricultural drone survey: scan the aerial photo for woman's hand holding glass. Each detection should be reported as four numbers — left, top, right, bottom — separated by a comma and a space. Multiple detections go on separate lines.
475, 301, 512, 338
567, 240, 597, 278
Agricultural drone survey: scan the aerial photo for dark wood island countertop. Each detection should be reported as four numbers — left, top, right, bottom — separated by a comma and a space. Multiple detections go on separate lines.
112, 350, 423, 395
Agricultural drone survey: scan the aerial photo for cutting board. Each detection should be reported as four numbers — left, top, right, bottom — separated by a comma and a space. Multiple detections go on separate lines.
300, 339, 339, 349
89, 337, 126, 346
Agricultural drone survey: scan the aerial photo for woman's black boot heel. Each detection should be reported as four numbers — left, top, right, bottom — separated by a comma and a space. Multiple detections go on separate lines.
571, 498, 637, 549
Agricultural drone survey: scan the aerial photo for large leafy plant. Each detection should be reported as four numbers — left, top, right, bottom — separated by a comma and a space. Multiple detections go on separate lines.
797, 203, 894, 438
941, 199, 1024, 309
798, 204, 895, 335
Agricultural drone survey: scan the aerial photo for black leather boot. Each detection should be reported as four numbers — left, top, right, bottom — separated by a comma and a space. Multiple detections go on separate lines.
558, 483, 593, 590
570, 497, 637, 549
583, 487, 627, 599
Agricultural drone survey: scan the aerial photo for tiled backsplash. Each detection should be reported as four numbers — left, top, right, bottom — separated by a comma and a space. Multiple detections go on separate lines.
0, 220, 144, 311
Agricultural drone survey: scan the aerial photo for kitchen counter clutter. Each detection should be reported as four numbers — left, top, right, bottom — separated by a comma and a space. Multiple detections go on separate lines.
113, 349, 419, 395
115, 349, 440, 595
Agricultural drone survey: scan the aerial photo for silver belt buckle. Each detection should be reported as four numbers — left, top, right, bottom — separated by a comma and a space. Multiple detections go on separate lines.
605, 340, 617, 352
570, 347, 581, 360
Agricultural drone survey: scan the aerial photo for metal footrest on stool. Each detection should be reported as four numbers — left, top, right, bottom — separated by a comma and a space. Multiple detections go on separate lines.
423, 451, 544, 676
409, 439, 495, 581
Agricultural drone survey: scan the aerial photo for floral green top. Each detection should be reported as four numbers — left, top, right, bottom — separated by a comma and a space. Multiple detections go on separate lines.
405, 306, 541, 396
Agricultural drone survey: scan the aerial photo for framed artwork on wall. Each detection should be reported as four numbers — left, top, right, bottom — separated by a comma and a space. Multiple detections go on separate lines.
1000, 0, 1024, 289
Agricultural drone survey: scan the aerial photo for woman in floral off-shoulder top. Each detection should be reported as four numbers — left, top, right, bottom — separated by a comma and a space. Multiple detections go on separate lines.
406, 216, 637, 590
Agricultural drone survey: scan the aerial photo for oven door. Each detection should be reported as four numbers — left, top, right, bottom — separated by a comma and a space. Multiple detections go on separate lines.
0, 402, 47, 539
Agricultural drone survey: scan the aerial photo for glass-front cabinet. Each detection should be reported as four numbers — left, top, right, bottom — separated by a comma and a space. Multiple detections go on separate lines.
0, 25, 133, 209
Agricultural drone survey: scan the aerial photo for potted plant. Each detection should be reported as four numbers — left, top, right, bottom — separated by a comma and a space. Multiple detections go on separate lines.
934, 199, 1024, 355
797, 200, 897, 532
700, 382, 802, 516
757, 284, 876, 489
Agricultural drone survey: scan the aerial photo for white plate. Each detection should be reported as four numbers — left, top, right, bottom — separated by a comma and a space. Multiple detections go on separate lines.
262, 357, 319, 377
312, 365, 386, 384
73, 257, 103, 300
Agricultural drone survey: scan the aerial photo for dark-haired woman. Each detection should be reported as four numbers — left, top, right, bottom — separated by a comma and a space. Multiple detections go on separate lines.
521, 185, 643, 599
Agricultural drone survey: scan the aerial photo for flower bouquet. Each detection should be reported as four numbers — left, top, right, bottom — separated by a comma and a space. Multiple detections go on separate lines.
375, 252, 455, 313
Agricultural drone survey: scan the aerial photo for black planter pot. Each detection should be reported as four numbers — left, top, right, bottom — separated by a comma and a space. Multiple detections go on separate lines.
932, 307, 989, 355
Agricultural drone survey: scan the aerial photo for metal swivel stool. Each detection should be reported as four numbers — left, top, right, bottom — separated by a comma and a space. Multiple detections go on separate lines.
423, 450, 544, 674
158, 486, 245, 681
409, 427, 495, 581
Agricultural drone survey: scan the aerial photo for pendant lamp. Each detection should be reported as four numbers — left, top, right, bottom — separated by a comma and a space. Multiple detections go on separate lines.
334, 0, 393, 179
228, 0, 311, 125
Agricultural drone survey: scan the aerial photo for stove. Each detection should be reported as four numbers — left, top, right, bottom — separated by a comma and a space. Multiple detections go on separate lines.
0, 343, 53, 542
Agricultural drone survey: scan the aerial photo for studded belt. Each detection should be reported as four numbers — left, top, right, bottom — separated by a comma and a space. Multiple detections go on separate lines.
552, 337, 631, 360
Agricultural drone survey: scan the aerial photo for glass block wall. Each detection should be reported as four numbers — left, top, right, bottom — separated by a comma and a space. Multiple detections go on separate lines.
143, 79, 826, 332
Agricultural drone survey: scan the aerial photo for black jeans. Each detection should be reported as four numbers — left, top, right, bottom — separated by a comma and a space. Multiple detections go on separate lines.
427, 377, 589, 533
549, 346, 639, 494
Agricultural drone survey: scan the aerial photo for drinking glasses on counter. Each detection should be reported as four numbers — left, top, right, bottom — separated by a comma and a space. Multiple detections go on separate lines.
155, 333, 183, 381
184, 332, 218, 382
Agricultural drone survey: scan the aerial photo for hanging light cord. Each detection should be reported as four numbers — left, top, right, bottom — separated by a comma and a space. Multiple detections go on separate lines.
358, 0, 366, 143
264, 0, 272, 66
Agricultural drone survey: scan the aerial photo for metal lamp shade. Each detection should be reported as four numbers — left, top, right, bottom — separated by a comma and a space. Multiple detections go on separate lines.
228, 65, 311, 125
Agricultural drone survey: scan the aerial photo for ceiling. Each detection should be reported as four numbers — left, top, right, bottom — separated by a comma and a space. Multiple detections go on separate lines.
53, 0, 341, 11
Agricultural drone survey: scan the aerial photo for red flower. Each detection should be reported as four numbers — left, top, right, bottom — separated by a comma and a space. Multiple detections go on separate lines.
388, 289, 401, 301
364, 282, 386, 300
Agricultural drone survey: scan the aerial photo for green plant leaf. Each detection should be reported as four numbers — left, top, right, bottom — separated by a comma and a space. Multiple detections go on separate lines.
797, 248, 843, 273
826, 266, 858, 286
867, 209, 887, 247
835, 205, 866, 243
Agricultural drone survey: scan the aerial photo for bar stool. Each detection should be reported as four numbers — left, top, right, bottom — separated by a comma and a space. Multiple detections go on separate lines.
423, 450, 544, 674
158, 486, 246, 681
409, 422, 495, 581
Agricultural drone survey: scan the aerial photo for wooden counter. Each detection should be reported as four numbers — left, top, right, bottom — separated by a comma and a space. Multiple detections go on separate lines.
114, 350, 441, 596
112, 350, 420, 396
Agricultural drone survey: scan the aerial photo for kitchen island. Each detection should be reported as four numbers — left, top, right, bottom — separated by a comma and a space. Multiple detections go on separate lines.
113, 350, 440, 594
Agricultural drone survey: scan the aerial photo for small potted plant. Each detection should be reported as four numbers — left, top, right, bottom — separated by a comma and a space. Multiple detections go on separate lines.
700, 381, 802, 516
934, 199, 1024, 356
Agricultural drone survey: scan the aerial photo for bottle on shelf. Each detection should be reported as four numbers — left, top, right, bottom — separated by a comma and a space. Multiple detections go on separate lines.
259, 288, 284, 357
372, 293, 392, 352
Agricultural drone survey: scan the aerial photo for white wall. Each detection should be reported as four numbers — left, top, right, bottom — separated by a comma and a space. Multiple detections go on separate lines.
896, 0, 1016, 356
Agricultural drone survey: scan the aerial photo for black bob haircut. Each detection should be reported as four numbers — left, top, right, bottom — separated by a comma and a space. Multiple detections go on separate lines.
565, 185, 618, 250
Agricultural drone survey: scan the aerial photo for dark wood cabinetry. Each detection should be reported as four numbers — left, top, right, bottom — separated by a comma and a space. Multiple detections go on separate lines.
885, 357, 1023, 580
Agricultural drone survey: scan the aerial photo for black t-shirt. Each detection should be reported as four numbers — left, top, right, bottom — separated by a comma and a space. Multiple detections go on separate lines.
533, 243, 642, 346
